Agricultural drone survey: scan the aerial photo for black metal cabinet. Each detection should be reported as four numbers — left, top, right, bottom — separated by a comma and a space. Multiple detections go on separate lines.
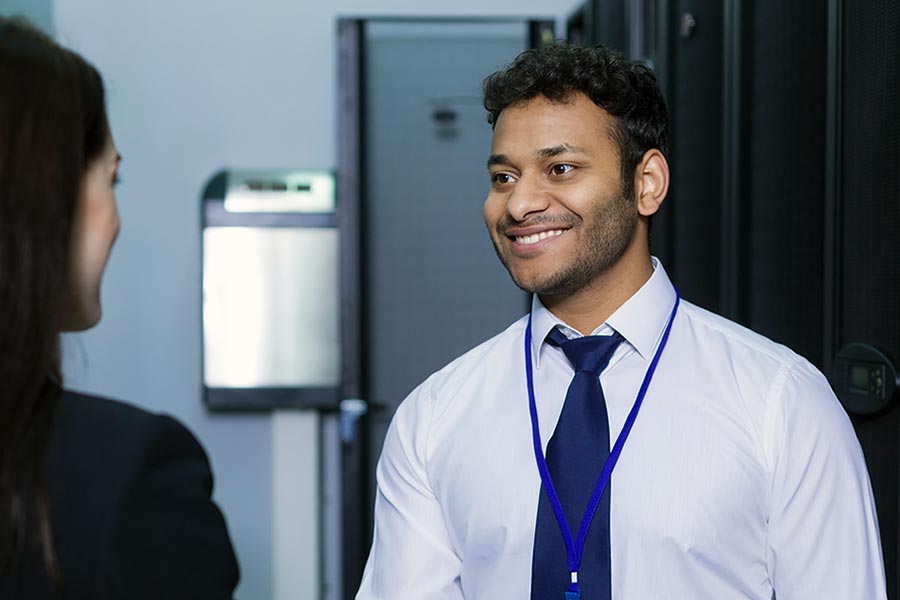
833, 0, 900, 595
569, 0, 900, 593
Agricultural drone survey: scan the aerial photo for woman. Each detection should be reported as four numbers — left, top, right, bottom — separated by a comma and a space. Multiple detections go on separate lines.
0, 17, 239, 599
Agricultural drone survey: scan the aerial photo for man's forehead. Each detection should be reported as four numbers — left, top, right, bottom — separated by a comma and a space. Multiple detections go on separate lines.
498, 91, 611, 117
506, 92, 578, 110
489, 97, 616, 163
492, 94, 613, 135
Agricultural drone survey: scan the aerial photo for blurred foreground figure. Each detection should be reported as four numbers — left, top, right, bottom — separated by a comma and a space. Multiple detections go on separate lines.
0, 17, 239, 599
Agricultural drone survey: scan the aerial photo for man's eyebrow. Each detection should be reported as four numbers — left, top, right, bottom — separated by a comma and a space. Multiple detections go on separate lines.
487, 145, 587, 169
536, 144, 587, 158
486, 154, 512, 169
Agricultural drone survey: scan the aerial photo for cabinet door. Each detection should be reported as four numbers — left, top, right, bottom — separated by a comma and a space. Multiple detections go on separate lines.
839, 1, 900, 594
665, 0, 725, 313
744, 0, 828, 364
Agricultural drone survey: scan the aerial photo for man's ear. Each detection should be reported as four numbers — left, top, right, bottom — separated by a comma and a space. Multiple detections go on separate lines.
634, 149, 669, 217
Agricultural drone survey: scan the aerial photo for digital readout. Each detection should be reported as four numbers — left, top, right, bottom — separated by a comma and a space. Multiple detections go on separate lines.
849, 366, 870, 393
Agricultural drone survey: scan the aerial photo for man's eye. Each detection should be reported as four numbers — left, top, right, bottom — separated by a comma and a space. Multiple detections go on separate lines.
551, 164, 574, 176
492, 173, 514, 185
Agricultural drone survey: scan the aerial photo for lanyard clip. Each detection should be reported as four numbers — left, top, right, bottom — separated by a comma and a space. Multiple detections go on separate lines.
565, 572, 581, 599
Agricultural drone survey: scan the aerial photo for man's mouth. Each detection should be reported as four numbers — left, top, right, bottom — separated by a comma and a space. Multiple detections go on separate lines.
511, 229, 567, 245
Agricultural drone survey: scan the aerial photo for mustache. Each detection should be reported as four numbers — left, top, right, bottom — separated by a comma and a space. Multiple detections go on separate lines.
497, 215, 580, 236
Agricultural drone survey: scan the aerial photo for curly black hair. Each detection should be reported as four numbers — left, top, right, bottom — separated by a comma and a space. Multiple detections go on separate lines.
483, 43, 668, 200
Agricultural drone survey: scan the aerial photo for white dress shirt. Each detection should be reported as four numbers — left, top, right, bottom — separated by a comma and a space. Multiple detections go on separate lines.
357, 259, 886, 599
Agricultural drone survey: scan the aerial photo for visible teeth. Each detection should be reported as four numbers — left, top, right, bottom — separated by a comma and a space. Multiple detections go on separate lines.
515, 229, 565, 245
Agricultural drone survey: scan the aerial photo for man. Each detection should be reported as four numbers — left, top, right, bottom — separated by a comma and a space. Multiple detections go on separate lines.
356, 44, 885, 599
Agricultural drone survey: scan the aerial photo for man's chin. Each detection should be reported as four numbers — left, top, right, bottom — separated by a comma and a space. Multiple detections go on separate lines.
508, 272, 574, 297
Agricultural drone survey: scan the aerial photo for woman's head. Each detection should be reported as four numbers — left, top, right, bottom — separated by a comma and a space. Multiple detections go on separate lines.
0, 16, 119, 336
0, 16, 118, 583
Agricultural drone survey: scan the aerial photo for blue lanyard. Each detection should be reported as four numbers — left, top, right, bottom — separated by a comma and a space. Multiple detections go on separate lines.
525, 287, 680, 598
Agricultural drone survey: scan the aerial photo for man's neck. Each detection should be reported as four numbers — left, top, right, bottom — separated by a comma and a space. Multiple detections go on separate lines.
539, 252, 654, 336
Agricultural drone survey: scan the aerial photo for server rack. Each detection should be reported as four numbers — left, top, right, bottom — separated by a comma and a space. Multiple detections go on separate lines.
569, 0, 900, 592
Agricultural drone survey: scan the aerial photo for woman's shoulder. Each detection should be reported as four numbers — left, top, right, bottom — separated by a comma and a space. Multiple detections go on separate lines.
55, 389, 191, 436
47, 390, 211, 521
57, 388, 153, 422
51, 390, 206, 471
47, 390, 239, 598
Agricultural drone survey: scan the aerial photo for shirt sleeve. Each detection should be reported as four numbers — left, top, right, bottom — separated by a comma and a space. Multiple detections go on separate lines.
109, 414, 240, 599
356, 386, 463, 600
765, 358, 886, 599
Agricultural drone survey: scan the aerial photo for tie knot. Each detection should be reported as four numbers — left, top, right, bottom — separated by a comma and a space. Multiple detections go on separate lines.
547, 327, 624, 375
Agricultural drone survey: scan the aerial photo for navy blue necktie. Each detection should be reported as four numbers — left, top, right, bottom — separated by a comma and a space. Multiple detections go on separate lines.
531, 327, 624, 600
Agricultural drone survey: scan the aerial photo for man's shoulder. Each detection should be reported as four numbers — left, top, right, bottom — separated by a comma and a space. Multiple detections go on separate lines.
679, 300, 807, 367
425, 314, 528, 390
673, 301, 852, 466
397, 314, 528, 410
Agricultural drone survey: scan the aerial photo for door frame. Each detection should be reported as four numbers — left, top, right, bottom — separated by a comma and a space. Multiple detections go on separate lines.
334, 16, 554, 599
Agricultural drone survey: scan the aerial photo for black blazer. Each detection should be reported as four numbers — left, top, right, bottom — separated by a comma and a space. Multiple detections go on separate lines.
0, 390, 240, 599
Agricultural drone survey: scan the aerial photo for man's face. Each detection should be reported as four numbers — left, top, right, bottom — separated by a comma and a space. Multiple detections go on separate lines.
484, 93, 638, 297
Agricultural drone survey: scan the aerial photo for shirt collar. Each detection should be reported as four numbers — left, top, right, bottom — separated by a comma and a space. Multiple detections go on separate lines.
530, 257, 677, 368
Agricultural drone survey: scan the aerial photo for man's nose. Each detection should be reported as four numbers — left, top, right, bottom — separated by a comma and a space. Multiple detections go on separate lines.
506, 172, 550, 222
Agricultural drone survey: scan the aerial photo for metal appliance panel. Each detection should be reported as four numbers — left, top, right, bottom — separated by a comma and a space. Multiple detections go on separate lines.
203, 226, 339, 388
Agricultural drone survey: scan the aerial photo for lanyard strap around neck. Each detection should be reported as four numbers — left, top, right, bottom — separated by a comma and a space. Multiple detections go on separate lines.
525, 287, 680, 595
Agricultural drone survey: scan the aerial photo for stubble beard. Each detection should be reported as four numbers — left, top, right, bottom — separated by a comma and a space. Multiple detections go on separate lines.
491, 191, 639, 297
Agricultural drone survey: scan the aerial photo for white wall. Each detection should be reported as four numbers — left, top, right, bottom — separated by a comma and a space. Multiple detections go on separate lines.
54, 1, 579, 598
0, 0, 52, 30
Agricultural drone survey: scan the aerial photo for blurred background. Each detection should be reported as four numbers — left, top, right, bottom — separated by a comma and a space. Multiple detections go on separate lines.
2, 0, 898, 598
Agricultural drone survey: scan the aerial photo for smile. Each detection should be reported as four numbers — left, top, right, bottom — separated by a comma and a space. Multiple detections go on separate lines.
514, 229, 566, 245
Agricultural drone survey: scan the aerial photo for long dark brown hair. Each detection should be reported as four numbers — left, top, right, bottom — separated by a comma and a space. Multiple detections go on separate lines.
0, 17, 109, 589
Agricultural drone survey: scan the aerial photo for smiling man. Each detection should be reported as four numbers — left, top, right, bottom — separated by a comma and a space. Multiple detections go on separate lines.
356, 44, 885, 600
